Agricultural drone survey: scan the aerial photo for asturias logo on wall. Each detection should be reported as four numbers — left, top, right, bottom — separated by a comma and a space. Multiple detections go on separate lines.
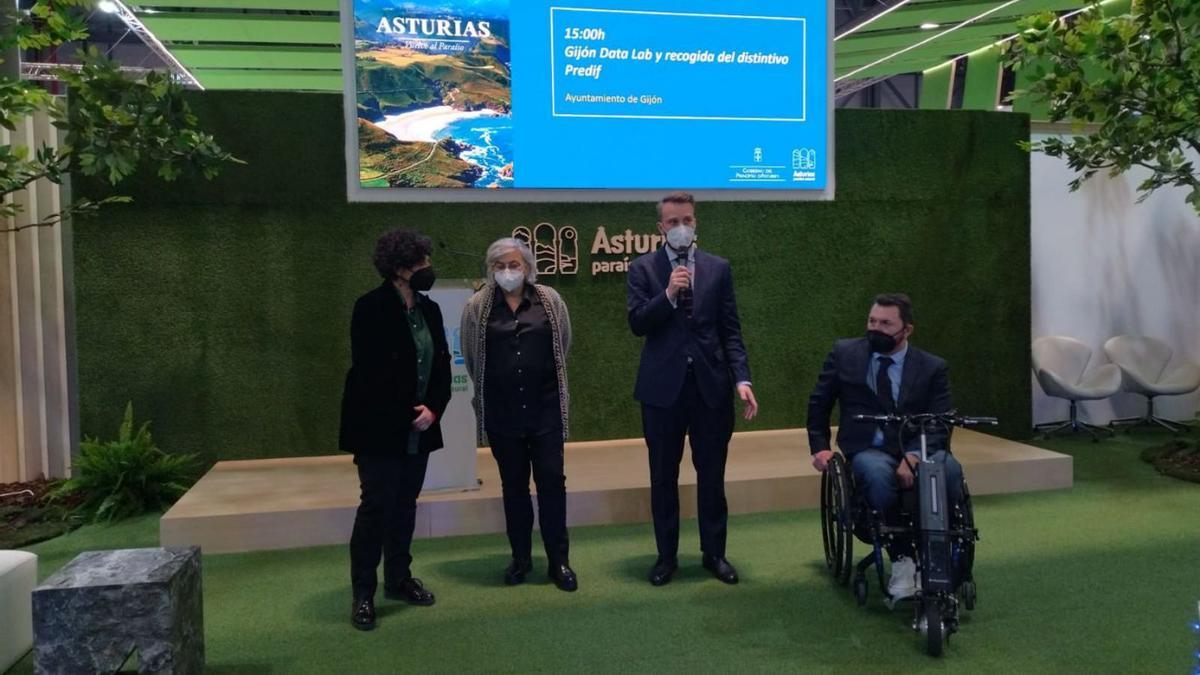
514, 223, 579, 275
513, 223, 664, 277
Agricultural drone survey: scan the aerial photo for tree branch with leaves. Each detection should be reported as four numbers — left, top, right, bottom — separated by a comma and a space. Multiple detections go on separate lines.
0, 0, 240, 234
1005, 0, 1200, 213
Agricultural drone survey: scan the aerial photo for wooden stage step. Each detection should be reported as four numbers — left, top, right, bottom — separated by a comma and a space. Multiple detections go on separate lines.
160, 428, 1072, 554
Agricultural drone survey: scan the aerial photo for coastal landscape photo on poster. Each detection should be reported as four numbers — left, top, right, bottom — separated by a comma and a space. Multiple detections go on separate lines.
355, 0, 512, 189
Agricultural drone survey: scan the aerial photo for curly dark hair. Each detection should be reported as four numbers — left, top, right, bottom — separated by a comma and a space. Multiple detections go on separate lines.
372, 228, 432, 280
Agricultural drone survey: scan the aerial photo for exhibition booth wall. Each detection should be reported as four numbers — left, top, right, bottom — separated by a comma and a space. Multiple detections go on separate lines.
1031, 137, 1200, 425
73, 92, 1032, 464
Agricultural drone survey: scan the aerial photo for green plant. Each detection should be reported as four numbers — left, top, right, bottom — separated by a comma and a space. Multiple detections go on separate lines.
51, 402, 198, 523
0, 0, 241, 234
1006, 0, 1200, 214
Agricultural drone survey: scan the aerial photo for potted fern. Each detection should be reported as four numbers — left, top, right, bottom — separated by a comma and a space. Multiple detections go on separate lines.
52, 403, 198, 523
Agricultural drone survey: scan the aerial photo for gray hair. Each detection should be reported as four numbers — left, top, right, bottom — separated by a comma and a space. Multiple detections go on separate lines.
484, 238, 537, 285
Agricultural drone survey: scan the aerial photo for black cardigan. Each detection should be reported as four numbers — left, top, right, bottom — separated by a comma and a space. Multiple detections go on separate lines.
338, 281, 453, 455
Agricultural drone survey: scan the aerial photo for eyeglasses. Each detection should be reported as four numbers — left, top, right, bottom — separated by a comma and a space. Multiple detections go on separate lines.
491, 261, 524, 272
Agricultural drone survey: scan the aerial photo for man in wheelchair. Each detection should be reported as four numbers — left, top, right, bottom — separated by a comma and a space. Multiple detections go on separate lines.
806, 293, 964, 600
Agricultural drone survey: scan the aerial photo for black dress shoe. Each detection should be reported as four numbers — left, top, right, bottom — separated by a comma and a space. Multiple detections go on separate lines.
548, 562, 578, 592
384, 577, 436, 606
504, 558, 533, 586
351, 597, 375, 631
702, 554, 739, 585
648, 558, 678, 586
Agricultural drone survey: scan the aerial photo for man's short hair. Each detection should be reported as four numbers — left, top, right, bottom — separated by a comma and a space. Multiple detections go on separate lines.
873, 293, 914, 325
657, 191, 695, 220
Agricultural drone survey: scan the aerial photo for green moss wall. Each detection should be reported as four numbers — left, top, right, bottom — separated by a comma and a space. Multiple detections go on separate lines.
74, 92, 1030, 463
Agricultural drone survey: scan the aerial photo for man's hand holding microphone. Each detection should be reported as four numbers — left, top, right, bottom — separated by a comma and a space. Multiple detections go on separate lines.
666, 264, 691, 303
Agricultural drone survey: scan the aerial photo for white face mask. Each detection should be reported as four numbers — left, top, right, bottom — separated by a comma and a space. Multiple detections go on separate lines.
666, 225, 695, 250
495, 268, 524, 293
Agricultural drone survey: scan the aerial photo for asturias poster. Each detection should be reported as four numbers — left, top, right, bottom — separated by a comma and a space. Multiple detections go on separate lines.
354, 0, 513, 189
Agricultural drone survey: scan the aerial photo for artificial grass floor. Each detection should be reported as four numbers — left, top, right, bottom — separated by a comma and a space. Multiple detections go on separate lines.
10, 430, 1200, 674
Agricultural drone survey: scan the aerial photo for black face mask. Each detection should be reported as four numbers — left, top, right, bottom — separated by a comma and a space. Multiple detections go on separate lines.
866, 327, 905, 354
407, 267, 437, 292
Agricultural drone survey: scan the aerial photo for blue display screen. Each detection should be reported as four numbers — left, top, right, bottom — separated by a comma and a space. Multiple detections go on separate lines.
348, 0, 829, 193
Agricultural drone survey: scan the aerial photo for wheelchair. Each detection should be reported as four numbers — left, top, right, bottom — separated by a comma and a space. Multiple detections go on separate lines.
819, 412, 994, 656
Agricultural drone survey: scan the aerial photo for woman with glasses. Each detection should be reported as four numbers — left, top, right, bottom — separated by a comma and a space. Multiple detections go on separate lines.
460, 237, 576, 591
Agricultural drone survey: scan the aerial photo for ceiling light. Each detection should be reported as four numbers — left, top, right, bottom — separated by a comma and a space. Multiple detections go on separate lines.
920, 22, 940, 29
91, 0, 204, 89
836, 0, 912, 40
836, 0, 1022, 81
925, 0, 1124, 77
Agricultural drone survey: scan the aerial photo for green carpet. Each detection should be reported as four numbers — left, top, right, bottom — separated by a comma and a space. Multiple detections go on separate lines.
10, 430, 1200, 673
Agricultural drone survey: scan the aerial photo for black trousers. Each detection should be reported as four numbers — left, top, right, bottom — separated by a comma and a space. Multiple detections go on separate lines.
488, 429, 569, 564
642, 370, 735, 561
349, 451, 430, 598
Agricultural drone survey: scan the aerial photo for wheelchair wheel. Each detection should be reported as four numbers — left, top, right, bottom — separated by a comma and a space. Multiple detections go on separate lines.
820, 453, 853, 586
960, 581, 977, 611
925, 602, 945, 657
853, 576, 868, 606
951, 482, 978, 612
956, 483, 977, 583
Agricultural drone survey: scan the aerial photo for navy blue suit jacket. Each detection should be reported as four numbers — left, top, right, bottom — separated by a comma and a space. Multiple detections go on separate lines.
627, 247, 751, 409
806, 337, 952, 458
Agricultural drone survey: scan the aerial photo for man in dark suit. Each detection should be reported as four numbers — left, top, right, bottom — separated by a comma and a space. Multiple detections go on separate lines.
807, 292, 961, 599
627, 191, 758, 586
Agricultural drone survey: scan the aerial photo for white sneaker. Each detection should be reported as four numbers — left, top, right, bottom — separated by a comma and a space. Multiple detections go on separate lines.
888, 556, 919, 599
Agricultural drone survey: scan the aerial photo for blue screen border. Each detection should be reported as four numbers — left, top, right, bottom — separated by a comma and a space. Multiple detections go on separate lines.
340, 0, 835, 203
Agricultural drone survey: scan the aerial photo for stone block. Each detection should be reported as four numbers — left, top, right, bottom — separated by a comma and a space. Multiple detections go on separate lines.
32, 547, 203, 674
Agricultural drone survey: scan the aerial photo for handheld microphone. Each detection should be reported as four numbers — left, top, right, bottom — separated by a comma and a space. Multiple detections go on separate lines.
670, 243, 694, 288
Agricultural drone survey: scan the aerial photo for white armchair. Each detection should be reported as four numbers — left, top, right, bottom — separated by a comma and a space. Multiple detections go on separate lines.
1032, 336, 1122, 440
1104, 336, 1200, 432
0, 550, 37, 672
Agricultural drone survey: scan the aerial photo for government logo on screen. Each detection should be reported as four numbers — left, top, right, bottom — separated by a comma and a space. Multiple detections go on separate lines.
793, 148, 817, 182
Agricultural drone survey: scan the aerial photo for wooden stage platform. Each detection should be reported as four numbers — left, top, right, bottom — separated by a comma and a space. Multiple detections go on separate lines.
160, 429, 1072, 554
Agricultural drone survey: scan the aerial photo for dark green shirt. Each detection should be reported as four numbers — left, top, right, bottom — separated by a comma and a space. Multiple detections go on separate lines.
406, 301, 434, 454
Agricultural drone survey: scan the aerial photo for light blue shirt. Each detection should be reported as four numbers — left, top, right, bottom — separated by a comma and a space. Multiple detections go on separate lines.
664, 245, 695, 304
867, 343, 908, 447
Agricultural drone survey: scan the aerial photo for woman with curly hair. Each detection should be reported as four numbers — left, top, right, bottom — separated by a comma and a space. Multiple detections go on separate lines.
461, 237, 576, 592
339, 228, 451, 630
